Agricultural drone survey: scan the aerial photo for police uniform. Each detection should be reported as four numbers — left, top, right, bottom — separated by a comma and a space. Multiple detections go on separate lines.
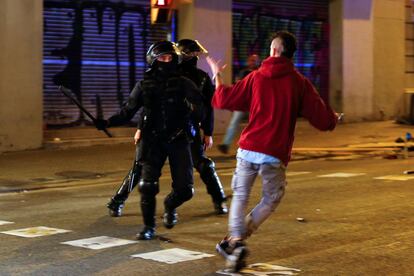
106, 40, 228, 218
177, 39, 227, 214
98, 41, 204, 240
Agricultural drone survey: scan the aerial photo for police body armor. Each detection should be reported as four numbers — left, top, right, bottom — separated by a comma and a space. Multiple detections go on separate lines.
141, 70, 193, 143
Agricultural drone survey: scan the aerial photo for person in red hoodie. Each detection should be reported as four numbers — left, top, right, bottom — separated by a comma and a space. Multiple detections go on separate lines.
207, 31, 339, 272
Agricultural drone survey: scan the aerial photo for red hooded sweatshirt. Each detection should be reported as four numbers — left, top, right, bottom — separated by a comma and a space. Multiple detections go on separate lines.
212, 56, 337, 165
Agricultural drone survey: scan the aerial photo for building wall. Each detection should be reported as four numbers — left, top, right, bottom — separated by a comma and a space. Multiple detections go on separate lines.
373, 0, 405, 120
329, 0, 343, 112
0, 0, 43, 152
330, 0, 405, 121
404, 0, 414, 118
342, 0, 375, 120
177, 0, 233, 133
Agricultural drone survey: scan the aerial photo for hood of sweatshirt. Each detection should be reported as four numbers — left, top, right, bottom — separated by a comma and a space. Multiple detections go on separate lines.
257, 56, 295, 78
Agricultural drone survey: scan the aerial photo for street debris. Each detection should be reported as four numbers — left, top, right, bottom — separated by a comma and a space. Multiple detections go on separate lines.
217, 263, 301, 275
296, 217, 306, 223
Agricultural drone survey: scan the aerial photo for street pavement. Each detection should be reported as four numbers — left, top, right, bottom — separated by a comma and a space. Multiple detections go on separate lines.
0, 120, 414, 275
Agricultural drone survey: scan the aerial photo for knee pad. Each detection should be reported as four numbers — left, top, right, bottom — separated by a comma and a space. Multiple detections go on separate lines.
138, 180, 159, 196
177, 186, 194, 202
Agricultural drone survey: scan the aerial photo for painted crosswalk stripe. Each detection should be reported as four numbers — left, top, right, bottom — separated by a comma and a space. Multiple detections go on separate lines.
286, 171, 311, 176
221, 172, 235, 176
1, 226, 71, 238
218, 168, 235, 176
317, 172, 366, 178
0, 220, 14, 226
131, 248, 214, 264
374, 175, 414, 181
61, 236, 138, 250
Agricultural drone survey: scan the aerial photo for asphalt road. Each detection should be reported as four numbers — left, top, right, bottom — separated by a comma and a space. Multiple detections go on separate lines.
1, 143, 414, 275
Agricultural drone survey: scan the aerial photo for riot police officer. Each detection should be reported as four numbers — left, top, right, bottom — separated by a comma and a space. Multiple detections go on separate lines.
177, 39, 228, 214
97, 40, 204, 240
106, 39, 228, 218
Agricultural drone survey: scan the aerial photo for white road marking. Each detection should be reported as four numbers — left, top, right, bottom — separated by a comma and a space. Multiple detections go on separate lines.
0, 220, 14, 226
221, 172, 235, 176
317, 172, 366, 178
61, 236, 137, 250
286, 171, 311, 176
1, 226, 71, 238
131, 248, 214, 264
374, 175, 414, 181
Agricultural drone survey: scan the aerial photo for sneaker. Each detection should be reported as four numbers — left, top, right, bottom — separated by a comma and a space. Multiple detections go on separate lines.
216, 238, 248, 272
214, 201, 228, 215
136, 226, 155, 240
107, 198, 124, 217
217, 144, 229, 154
163, 209, 178, 229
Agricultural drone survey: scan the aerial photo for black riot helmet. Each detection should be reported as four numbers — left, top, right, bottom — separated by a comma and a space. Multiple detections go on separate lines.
177, 39, 208, 62
146, 40, 181, 67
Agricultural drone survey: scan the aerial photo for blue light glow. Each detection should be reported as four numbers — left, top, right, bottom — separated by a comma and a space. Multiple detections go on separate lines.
295, 63, 314, 68
43, 59, 146, 67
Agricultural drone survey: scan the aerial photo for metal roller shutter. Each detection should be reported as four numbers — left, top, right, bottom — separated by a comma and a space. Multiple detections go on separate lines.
232, 0, 329, 101
43, 0, 173, 127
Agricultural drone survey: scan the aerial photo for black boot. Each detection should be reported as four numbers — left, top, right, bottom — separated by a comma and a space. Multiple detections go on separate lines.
163, 208, 178, 229
107, 198, 124, 217
197, 159, 227, 214
140, 194, 157, 232
137, 226, 155, 240
214, 201, 228, 215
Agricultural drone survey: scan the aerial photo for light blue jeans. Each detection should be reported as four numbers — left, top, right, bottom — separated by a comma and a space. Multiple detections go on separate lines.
222, 111, 246, 146
229, 158, 286, 239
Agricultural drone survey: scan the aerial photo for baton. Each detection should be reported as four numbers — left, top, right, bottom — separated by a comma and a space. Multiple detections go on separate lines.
59, 86, 113, 137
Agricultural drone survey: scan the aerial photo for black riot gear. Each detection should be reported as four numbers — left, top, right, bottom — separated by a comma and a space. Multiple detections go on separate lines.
177, 39, 208, 67
146, 40, 181, 67
177, 39, 208, 56
105, 39, 226, 234
101, 41, 204, 239
138, 180, 159, 232
177, 39, 227, 214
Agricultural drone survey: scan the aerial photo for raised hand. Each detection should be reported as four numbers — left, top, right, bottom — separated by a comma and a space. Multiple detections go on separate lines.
206, 56, 227, 79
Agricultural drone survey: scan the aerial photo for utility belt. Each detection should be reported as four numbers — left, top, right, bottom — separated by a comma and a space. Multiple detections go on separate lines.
146, 127, 190, 144
141, 110, 196, 144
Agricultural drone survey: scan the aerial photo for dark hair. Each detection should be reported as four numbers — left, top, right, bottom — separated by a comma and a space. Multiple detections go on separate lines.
273, 31, 297, 59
